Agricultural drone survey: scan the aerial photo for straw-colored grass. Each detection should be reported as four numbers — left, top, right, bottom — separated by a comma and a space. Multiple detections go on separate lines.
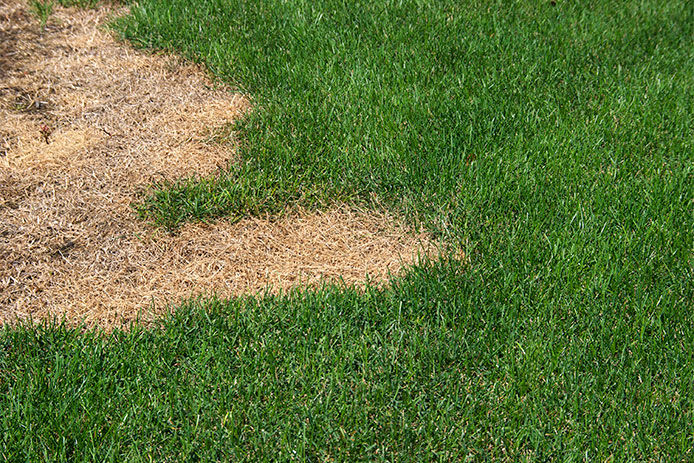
0, 0, 438, 328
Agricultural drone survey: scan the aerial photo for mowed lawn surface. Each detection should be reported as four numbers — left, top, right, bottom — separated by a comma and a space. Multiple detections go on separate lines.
2, 0, 693, 460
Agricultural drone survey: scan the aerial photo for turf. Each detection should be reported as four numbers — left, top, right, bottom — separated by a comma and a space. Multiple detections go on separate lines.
2, 0, 693, 460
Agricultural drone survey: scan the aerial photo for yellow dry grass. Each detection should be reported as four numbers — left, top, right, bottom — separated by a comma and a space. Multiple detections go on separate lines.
0, 0, 440, 328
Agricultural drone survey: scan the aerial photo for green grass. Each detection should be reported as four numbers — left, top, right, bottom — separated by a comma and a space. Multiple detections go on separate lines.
2, 0, 693, 460
30, 0, 54, 30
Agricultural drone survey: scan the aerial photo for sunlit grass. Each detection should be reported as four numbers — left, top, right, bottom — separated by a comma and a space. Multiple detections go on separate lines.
1, 0, 692, 460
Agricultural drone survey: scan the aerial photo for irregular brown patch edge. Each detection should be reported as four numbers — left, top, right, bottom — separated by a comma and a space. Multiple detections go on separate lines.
0, 0, 443, 330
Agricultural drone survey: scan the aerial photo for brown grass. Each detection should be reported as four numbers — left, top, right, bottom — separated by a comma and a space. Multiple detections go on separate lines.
0, 0, 440, 329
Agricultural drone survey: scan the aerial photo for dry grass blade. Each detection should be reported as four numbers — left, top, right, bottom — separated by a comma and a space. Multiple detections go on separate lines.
0, 0, 440, 329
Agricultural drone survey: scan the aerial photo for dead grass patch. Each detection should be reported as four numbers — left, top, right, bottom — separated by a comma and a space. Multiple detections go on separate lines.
0, 0, 440, 329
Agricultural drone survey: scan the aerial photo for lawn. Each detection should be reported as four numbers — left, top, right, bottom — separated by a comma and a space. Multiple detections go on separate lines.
1, 0, 693, 460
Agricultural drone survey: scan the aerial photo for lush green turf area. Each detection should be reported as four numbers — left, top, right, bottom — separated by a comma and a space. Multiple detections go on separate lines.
2, 0, 693, 460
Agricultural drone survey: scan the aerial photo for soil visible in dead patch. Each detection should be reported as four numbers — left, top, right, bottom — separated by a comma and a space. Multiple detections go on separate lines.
0, 1, 439, 328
